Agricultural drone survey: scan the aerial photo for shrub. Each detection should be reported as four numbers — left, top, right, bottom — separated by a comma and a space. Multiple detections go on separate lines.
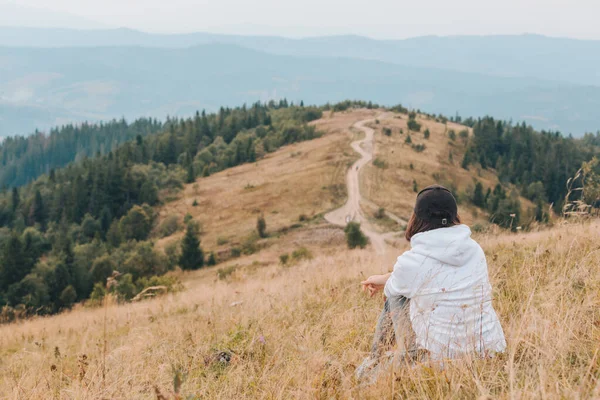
90, 255, 115, 284
217, 237, 229, 245
230, 247, 241, 258
412, 144, 426, 152
344, 222, 368, 249
382, 127, 392, 136
164, 241, 180, 270
405, 135, 412, 144
217, 265, 237, 280
448, 130, 457, 141
279, 253, 290, 266
113, 273, 136, 301
119, 205, 153, 241
471, 223, 488, 233
241, 233, 260, 255
59, 285, 77, 308
373, 158, 387, 169
206, 252, 217, 266
291, 247, 313, 261
413, 180, 418, 193
157, 214, 181, 238
407, 118, 421, 132
374, 208, 386, 219
298, 214, 308, 222
89, 282, 106, 304
424, 129, 430, 139
120, 241, 169, 279
459, 129, 469, 139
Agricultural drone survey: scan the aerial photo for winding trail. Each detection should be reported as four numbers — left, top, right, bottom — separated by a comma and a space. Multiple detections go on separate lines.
325, 114, 405, 254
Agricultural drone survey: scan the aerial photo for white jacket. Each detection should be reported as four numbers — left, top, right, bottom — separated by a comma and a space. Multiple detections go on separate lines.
384, 224, 506, 360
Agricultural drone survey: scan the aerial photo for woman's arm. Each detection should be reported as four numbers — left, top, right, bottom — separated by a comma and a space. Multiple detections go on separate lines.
361, 273, 392, 297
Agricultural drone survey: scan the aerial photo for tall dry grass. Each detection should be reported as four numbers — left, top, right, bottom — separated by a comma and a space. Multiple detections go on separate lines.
1, 222, 599, 399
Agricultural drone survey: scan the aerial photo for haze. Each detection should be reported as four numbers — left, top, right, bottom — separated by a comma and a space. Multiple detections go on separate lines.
2, 0, 600, 39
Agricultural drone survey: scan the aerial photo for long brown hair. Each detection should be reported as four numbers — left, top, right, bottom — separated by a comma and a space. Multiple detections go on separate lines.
404, 212, 461, 241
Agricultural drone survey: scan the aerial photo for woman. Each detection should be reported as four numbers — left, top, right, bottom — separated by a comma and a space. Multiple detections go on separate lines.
357, 185, 506, 379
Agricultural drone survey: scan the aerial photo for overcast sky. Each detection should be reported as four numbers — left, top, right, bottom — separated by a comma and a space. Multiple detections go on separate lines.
2, 0, 600, 39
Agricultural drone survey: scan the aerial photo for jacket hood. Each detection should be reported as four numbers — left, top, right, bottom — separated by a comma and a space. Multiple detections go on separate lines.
409, 224, 477, 267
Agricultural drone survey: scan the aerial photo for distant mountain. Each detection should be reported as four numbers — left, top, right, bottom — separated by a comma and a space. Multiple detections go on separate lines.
2, 43, 600, 136
2, 27, 600, 87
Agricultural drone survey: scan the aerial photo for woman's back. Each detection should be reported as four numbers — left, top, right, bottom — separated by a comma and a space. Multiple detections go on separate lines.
385, 224, 506, 359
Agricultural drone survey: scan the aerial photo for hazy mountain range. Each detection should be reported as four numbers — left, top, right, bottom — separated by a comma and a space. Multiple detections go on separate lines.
2, 27, 600, 137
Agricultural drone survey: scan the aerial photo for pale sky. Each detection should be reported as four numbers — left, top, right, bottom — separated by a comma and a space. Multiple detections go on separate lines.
2, 0, 600, 39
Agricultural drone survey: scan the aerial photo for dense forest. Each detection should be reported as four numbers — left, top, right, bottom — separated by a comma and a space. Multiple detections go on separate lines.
0, 118, 164, 188
0, 101, 322, 320
461, 117, 599, 226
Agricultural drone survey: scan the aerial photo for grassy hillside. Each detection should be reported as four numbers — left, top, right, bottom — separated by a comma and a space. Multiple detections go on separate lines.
152, 109, 520, 262
360, 114, 502, 224
0, 107, 598, 398
153, 109, 374, 261
1, 220, 598, 398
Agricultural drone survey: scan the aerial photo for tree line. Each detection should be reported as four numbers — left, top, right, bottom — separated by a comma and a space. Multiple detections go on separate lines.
461, 116, 599, 225
0, 118, 164, 188
0, 100, 322, 320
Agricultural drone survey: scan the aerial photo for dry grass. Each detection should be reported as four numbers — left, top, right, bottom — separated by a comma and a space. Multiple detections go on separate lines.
361, 112, 532, 225
2, 110, 597, 398
1, 221, 599, 399
153, 109, 375, 255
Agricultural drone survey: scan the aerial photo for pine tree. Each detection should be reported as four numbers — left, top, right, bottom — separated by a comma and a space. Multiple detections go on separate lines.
344, 222, 368, 249
11, 187, 19, 212
49, 262, 71, 306
186, 163, 195, 184
29, 189, 46, 228
207, 252, 217, 266
257, 214, 267, 238
99, 206, 112, 234
473, 182, 485, 207
179, 223, 204, 270
0, 234, 30, 290
461, 150, 472, 170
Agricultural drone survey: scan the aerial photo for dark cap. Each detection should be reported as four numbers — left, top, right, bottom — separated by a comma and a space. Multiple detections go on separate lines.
414, 185, 457, 225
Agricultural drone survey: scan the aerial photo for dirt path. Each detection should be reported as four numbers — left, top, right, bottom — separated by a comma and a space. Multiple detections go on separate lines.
325, 114, 405, 254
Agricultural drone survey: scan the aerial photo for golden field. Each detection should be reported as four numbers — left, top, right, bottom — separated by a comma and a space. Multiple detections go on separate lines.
1, 221, 599, 398
0, 109, 598, 399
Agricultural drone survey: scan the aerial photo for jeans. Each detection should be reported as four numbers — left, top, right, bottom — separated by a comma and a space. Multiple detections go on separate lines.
370, 295, 414, 358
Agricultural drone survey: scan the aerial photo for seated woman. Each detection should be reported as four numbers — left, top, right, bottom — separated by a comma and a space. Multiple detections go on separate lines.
358, 185, 506, 379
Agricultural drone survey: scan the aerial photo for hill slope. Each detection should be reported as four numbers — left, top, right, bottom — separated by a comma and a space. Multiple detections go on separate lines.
3, 44, 600, 137
1, 217, 598, 398
0, 108, 598, 397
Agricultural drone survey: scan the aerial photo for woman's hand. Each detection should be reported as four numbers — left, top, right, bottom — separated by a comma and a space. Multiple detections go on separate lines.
361, 273, 391, 297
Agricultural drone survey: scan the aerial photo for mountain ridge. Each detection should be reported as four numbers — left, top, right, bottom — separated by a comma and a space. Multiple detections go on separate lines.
3, 42, 600, 137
